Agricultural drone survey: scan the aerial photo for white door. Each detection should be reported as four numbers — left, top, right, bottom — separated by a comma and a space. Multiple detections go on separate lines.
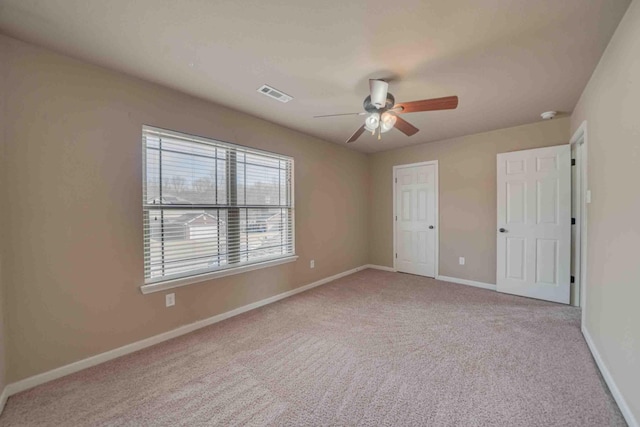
497, 145, 571, 304
395, 163, 437, 277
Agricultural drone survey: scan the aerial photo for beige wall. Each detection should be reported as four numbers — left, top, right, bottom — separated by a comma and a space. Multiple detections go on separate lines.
0, 265, 5, 395
369, 118, 570, 284
0, 34, 370, 383
570, 0, 640, 420
0, 36, 6, 394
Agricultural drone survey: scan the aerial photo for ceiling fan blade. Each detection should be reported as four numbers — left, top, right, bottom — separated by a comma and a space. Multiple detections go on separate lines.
369, 79, 389, 109
313, 112, 366, 118
395, 96, 458, 113
394, 116, 419, 136
346, 125, 366, 143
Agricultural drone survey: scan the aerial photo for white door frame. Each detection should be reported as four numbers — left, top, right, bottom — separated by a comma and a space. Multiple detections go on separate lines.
570, 122, 589, 321
392, 160, 439, 277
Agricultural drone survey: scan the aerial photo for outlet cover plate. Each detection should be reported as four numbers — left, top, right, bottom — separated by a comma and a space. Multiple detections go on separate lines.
166, 293, 175, 307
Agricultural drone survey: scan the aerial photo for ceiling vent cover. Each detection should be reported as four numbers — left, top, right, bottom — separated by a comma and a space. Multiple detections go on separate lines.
257, 84, 293, 103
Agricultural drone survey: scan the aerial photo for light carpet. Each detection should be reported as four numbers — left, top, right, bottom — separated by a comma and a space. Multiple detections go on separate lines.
0, 269, 625, 426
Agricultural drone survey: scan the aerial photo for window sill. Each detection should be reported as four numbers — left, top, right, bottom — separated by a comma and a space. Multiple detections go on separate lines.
140, 255, 298, 295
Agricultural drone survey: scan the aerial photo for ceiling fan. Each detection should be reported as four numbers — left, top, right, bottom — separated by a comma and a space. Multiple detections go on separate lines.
314, 79, 459, 143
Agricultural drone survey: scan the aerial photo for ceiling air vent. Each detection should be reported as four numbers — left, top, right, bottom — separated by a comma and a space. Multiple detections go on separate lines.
257, 84, 293, 103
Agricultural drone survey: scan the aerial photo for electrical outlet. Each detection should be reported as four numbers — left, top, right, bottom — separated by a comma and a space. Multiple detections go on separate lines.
310, 260, 315, 269
459, 257, 465, 265
165, 293, 175, 307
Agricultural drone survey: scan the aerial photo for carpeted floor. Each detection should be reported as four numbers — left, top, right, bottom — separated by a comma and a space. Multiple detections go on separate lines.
0, 269, 625, 426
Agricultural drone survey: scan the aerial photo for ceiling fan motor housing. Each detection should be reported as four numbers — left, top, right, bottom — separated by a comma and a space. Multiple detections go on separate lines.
363, 93, 395, 113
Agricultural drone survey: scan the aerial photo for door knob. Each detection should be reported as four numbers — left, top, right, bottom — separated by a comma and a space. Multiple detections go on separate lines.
429, 225, 434, 229
499, 228, 507, 233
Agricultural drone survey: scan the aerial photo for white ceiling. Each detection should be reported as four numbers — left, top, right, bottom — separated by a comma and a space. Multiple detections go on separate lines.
0, 0, 630, 153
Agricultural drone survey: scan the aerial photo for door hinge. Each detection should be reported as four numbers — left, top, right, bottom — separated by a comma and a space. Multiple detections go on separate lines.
571, 159, 576, 166
571, 276, 575, 283
395, 177, 397, 183
395, 253, 398, 259
571, 218, 576, 225
395, 216, 397, 221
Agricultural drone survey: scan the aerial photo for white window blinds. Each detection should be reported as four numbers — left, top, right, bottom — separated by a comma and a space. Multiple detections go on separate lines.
143, 126, 294, 285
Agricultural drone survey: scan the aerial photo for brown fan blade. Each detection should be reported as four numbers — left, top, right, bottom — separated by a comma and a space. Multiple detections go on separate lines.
346, 125, 366, 143
394, 116, 419, 136
314, 112, 366, 118
395, 96, 458, 113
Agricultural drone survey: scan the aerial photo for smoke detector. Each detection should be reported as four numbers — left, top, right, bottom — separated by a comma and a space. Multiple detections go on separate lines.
257, 84, 293, 103
541, 111, 557, 120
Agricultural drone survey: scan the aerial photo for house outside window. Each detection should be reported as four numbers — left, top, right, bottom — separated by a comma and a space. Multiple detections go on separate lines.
142, 126, 295, 291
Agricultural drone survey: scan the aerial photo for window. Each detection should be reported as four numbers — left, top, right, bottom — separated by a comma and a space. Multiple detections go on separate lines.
142, 126, 295, 291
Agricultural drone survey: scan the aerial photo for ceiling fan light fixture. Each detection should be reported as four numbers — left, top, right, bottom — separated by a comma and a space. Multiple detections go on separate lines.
380, 112, 397, 133
365, 112, 380, 132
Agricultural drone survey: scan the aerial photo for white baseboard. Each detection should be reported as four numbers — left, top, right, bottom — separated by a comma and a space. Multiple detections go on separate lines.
3, 265, 368, 401
436, 275, 497, 291
0, 385, 8, 415
364, 264, 396, 272
582, 326, 638, 427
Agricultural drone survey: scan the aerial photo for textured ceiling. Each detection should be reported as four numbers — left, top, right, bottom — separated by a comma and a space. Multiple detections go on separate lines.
0, 0, 631, 153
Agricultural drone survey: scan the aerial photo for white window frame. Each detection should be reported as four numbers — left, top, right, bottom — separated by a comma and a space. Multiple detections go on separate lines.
140, 126, 297, 295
